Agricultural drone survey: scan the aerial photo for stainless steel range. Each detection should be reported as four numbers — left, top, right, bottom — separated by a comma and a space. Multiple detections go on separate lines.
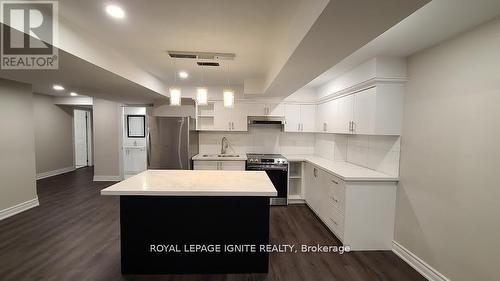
246, 154, 288, 206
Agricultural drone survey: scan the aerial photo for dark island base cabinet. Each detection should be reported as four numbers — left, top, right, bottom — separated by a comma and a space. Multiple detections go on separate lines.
120, 196, 271, 274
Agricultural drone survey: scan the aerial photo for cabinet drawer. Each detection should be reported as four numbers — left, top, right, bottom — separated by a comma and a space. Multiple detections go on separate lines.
326, 175, 345, 211
323, 204, 344, 240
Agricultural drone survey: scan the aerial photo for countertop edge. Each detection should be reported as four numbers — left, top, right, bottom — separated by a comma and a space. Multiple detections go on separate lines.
100, 190, 277, 197
286, 155, 399, 182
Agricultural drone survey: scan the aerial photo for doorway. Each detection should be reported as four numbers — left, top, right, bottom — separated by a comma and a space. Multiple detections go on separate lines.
74, 109, 92, 168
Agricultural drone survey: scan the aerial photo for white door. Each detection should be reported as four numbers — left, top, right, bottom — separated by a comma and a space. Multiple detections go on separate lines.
300, 104, 316, 132
220, 161, 245, 171
230, 103, 248, 131
247, 103, 267, 116
74, 109, 88, 168
193, 161, 219, 170
316, 103, 327, 132
284, 104, 301, 132
353, 88, 376, 134
213, 102, 232, 131
335, 95, 354, 134
267, 103, 285, 116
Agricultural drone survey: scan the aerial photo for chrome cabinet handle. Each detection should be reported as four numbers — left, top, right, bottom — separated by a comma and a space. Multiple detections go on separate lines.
323, 122, 327, 132
298, 124, 300, 131
232, 122, 234, 130
352, 121, 356, 132
313, 168, 317, 177
331, 179, 339, 185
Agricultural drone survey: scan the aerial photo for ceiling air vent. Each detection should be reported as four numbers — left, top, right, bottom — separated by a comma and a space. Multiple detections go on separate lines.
167, 51, 235, 60
197, 62, 220, 67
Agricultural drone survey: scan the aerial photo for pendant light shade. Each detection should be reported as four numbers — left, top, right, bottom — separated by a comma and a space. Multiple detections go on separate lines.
223, 90, 234, 108
169, 88, 181, 106
196, 87, 208, 105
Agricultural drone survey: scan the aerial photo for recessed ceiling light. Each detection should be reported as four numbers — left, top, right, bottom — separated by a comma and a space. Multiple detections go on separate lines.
179, 71, 188, 79
105, 5, 125, 19
53, 85, 64, 91
70, 92, 78, 96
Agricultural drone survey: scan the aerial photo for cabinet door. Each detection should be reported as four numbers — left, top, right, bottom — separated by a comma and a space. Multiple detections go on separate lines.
220, 161, 246, 171
353, 88, 376, 134
247, 103, 267, 116
325, 99, 339, 133
304, 163, 315, 204
284, 104, 301, 132
316, 103, 327, 132
193, 161, 218, 170
335, 95, 354, 134
300, 104, 316, 132
214, 102, 232, 131
267, 103, 285, 116
230, 103, 248, 131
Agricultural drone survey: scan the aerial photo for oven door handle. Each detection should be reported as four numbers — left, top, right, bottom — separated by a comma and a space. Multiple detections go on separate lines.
246, 166, 288, 171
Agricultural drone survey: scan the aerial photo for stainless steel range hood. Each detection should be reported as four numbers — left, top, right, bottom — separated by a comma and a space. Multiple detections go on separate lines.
247, 116, 285, 126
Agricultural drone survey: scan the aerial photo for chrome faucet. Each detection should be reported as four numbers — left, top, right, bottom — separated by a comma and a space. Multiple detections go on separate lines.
221, 137, 229, 155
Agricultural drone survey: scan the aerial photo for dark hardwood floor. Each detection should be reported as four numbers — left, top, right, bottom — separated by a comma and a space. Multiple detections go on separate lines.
0, 167, 425, 281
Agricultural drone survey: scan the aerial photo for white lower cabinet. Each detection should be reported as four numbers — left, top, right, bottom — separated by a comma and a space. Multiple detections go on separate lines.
304, 162, 396, 250
193, 160, 245, 171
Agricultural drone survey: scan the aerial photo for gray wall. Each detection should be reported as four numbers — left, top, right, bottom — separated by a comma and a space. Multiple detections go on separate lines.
33, 94, 74, 174
0, 79, 37, 211
396, 18, 500, 281
93, 98, 121, 179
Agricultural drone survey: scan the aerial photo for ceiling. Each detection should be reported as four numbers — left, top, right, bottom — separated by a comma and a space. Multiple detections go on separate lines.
57, 0, 309, 87
5, 0, 493, 102
307, 0, 500, 88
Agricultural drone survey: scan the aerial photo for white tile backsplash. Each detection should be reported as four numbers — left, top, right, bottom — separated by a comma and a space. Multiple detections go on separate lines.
312, 134, 400, 176
346, 135, 401, 176
199, 127, 315, 155
199, 128, 400, 177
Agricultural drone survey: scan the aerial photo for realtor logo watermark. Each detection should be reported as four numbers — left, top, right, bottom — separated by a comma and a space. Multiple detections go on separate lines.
1, 0, 58, 69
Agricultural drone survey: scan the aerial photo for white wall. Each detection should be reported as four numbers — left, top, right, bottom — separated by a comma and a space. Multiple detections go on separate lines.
199, 127, 315, 155
33, 94, 74, 175
0, 79, 38, 213
93, 98, 121, 180
395, 18, 500, 281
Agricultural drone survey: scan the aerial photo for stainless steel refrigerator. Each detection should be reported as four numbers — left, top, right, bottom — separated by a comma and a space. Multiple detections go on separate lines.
147, 116, 199, 170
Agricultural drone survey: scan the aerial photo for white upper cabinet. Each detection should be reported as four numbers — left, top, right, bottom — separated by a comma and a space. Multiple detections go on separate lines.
284, 104, 316, 132
315, 85, 404, 135
267, 103, 285, 116
300, 104, 316, 132
352, 88, 376, 134
247, 103, 267, 116
284, 104, 301, 132
335, 94, 354, 134
213, 102, 248, 131
246, 103, 284, 117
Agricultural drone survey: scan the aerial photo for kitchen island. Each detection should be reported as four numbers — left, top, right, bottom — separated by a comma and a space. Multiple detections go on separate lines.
101, 170, 277, 274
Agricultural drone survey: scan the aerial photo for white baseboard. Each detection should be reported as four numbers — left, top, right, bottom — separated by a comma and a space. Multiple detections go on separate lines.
0, 197, 39, 221
36, 166, 75, 180
392, 241, 450, 281
93, 175, 122, 182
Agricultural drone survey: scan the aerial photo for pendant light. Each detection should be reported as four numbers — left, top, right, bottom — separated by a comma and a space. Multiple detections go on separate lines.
196, 65, 208, 105
223, 62, 234, 108
170, 59, 181, 106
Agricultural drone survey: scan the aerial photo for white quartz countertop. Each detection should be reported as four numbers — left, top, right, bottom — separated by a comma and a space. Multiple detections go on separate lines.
100, 169, 276, 196
192, 154, 247, 161
283, 154, 398, 182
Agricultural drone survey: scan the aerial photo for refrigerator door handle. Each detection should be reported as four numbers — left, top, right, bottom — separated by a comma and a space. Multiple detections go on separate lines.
178, 118, 184, 169
146, 122, 151, 168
